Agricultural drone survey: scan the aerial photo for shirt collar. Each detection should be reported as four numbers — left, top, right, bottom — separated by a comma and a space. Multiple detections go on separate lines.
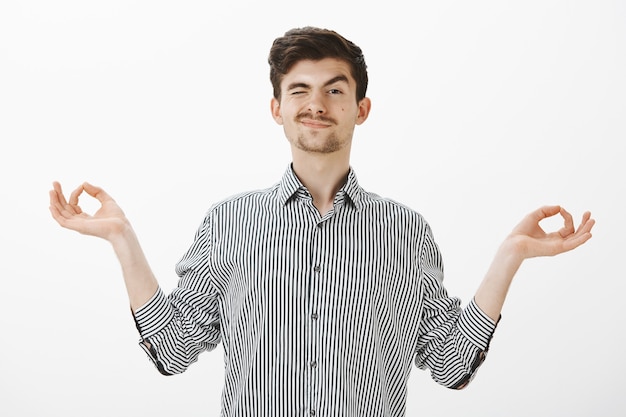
278, 164, 363, 210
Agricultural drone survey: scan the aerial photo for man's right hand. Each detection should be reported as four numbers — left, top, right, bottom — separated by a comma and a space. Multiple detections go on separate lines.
49, 181, 129, 241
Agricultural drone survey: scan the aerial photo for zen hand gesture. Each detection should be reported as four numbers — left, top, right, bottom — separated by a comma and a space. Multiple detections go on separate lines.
508, 205, 595, 259
49, 182, 129, 241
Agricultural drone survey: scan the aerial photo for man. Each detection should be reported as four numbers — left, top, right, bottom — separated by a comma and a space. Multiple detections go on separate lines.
49, 27, 595, 416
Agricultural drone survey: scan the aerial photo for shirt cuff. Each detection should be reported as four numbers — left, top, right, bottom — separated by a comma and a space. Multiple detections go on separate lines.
132, 288, 175, 339
457, 298, 500, 351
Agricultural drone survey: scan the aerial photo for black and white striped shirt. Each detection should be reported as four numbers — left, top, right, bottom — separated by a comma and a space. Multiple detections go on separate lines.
134, 165, 498, 417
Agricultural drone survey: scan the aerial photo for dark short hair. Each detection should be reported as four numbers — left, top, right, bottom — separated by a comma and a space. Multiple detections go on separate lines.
268, 26, 368, 102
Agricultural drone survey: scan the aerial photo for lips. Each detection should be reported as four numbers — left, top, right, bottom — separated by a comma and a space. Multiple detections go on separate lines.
297, 115, 335, 128
301, 119, 331, 128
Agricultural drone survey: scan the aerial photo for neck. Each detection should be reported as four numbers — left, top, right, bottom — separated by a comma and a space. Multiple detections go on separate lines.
291, 150, 350, 216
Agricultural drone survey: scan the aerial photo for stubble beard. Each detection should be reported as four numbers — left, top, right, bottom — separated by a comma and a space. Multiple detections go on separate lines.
294, 131, 344, 154
292, 113, 345, 154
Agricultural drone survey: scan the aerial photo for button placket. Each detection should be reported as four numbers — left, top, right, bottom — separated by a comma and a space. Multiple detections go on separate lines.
307, 220, 323, 416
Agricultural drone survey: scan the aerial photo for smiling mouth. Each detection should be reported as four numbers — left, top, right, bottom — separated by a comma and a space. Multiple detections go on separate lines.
301, 119, 331, 128
297, 115, 335, 128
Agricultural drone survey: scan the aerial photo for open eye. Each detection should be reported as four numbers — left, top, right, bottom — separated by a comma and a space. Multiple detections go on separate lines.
328, 88, 342, 95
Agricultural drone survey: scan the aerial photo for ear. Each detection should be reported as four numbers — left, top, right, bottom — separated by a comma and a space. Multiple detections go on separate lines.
355, 97, 371, 125
270, 97, 283, 125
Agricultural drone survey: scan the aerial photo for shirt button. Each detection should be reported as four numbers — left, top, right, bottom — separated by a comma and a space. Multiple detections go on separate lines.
313, 265, 321, 273
310, 410, 316, 416
311, 313, 318, 320
311, 361, 317, 368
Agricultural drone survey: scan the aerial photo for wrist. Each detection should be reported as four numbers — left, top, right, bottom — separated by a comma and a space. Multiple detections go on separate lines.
108, 221, 139, 258
499, 235, 527, 265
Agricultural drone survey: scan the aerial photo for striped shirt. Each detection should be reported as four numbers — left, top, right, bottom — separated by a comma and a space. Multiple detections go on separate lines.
134, 165, 498, 417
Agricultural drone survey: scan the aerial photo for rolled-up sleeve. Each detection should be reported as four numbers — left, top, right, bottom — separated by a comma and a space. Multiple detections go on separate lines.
414, 225, 499, 389
133, 212, 222, 375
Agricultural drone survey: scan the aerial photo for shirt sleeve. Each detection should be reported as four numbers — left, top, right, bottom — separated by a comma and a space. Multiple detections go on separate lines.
413, 224, 499, 389
133, 212, 222, 376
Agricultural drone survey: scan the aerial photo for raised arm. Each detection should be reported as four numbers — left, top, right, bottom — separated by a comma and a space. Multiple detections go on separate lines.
474, 205, 595, 321
49, 181, 159, 311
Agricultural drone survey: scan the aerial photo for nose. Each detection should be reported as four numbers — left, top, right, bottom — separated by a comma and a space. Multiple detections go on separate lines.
307, 90, 327, 114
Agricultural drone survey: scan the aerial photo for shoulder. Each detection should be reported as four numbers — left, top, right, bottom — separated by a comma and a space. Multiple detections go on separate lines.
205, 183, 281, 216
357, 191, 439, 259
360, 190, 428, 227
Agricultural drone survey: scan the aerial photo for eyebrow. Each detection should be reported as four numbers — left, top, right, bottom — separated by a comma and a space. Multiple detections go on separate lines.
286, 75, 350, 91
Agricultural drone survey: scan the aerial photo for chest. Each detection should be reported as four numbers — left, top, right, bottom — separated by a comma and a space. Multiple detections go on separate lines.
212, 209, 424, 330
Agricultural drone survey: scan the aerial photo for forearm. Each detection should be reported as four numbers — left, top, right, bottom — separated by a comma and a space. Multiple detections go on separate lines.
109, 223, 160, 312
474, 239, 524, 321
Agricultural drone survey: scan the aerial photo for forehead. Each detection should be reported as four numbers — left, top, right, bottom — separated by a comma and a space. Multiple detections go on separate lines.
282, 58, 354, 87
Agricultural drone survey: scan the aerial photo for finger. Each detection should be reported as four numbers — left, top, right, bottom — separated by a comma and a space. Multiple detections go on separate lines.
535, 205, 561, 221
49, 186, 70, 214
577, 213, 595, 235
49, 191, 63, 222
50, 183, 84, 219
82, 182, 113, 203
561, 212, 595, 251
49, 193, 80, 220
49, 201, 86, 232
49, 196, 77, 226
68, 185, 85, 214
576, 211, 590, 229
562, 230, 593, 252
49, 201, 68, 224
52, 181, 69, 206
558, 207, 575, 238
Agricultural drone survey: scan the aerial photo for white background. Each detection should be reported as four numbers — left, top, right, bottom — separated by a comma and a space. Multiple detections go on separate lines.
1, 1, 624, 416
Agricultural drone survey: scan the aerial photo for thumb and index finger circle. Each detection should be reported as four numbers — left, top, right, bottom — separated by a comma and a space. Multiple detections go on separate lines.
66, 182, 114, 207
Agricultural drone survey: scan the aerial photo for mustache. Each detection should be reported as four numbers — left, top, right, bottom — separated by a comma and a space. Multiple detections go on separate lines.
296, 113, 336, 125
